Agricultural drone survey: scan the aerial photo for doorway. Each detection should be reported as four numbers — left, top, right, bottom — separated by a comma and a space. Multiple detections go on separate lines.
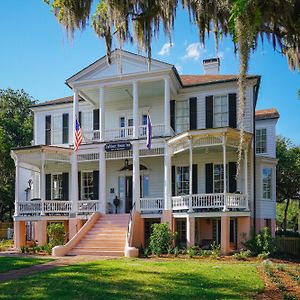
125, 176, 133, 213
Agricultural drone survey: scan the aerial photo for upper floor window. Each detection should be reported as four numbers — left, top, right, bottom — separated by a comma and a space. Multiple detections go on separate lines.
45, 115, 51, 145
214, 95, 228, 128
176, 166, 189, 195
176, 101, 189, 133
62, 113, 69, 144
213, 164, 229, 193
81, 171, 94, 200
256, 128, 267, 154
262, 168, 272, 199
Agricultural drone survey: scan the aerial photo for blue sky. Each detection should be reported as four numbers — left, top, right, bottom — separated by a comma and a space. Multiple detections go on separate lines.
1, 1, 299, 144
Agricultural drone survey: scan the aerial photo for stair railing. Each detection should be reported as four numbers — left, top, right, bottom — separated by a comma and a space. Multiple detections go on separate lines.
126, 202, 136, 248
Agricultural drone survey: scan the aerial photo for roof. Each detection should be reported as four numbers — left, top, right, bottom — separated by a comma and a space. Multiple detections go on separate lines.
255, 108, 280, 120
30, 96, 84, 108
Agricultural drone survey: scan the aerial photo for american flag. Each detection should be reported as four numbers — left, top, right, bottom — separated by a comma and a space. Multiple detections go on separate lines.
74, 117, 82, 151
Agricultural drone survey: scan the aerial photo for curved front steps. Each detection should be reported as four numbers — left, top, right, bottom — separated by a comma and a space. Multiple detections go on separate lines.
68, 214, 129, 256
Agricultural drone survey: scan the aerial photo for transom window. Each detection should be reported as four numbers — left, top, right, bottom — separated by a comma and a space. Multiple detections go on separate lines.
81, 171, 94, 200
213, 164, 229, 193
256, 128, 267, 154
262, 168, 272, 199
176, 166, 189, 195
52, 174, 63, 200
214, 95, 228, 128
176, 101, 189, 133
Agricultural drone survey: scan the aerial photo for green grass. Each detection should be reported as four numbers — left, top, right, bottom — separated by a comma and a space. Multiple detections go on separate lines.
0, 257, 52, 273
0, 259, 264, 300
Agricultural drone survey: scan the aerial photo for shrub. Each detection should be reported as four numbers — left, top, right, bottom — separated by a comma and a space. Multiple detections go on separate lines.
47, 223, 65, 247
233, 249, 252, 260
245, 227, 276, 256
258, 251, 270, 259
173, 246, 179, 257
210, 242, 221, 259
149, 223, 176, 256
199, 249, 211, 257
43, 243, 52, 255
187, 246, 198, 258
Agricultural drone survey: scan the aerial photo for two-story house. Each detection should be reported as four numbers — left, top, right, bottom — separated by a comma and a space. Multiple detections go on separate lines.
11, 50, 279, 256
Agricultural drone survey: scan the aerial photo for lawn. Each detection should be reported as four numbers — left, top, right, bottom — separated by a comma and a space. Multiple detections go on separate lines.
0, 257, 52, 273
0, 259, 264, 300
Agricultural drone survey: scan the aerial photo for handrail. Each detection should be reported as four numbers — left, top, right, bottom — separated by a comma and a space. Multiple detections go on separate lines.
126, 202, 136, 247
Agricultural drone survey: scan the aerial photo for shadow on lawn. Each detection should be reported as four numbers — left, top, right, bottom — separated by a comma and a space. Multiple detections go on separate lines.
0, 260, 261, 300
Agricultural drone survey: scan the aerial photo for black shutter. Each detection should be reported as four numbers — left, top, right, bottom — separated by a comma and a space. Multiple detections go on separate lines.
79, 111, 82, 126
192, 164, 198, 194
62, 113, 69, 144
45, 174, 51, 200
189, 97, 197, 130
62, 173, 69, 200
171, 166, 176, 196
170, 100, 176, 132
93, 109, 99, 130
93, 171, 99, 200
205, 163, 213, 193
45, 115, 51, 145
229, 93, 237, 128
78, 172, 81, 200
229, 162, 237, 193
205, 96, 214, 129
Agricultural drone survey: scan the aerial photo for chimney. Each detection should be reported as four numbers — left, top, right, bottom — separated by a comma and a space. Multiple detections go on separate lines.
203, 58, 220, 75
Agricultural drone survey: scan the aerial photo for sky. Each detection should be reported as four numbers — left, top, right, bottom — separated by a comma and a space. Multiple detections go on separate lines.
1, 1, 299, 144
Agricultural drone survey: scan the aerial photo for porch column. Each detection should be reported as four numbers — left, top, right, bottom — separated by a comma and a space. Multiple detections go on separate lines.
40, 152, 45, 216
99, 86, 105, 141
187, 215, 195, 247
164, 145, 172, 210
188, 138, 193, 212
132, 81, 139, 139
164, 77, 171, 136
71, 152, 78, 214
36, 220, 47, 246
99, 144, 106, 213
132, 142, 140, 212
14, 221, 26, 249
72, 89, 79, 143
14, 159, 20, 216
223, 135, 227, 211
244, 148, 249, 210
221, 214, 230, 255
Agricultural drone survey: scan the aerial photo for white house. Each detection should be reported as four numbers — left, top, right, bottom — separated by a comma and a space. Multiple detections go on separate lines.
11, 50, 279, 256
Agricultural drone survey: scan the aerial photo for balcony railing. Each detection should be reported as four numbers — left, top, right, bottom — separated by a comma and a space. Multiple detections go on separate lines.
82, 124, 168, 143
140, 197, 164, 213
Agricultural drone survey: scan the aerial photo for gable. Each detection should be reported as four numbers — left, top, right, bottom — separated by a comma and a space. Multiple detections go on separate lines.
66, 49, 173, 84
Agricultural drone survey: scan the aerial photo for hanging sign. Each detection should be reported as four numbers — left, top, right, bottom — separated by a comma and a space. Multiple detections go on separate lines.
105, 142, 132, 152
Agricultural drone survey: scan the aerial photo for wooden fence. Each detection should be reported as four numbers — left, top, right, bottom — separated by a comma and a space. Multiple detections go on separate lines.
276, 236, 300, 256
0, 223, 13, 239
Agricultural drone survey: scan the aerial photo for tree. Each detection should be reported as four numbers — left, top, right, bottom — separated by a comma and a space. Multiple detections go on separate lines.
0, 89, 35, 221
44, 0, 300, 175
276, 136, 300, 232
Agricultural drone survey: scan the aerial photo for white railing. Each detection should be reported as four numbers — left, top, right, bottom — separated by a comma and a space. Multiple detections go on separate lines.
77, 200, 99, 213
140, 198, 164, 213
172, 193, 248, 212
139, 124, 165, 138
18, 201, 42, 214
42, 201, 72, 214
105, 127, 134, 141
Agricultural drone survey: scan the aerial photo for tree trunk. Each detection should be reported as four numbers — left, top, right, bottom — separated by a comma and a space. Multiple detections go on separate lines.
283, 199, 290, 232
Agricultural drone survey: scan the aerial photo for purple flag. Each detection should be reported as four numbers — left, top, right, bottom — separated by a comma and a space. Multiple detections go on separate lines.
146, 114, 152, 149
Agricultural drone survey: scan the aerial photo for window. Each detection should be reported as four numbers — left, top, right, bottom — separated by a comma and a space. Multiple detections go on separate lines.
262, 168, 272, 199
176, 166, 189, 195
62, 113, 69, 144
45, 115, 51, 145
141, 175, 149, 197
213, 164, 229, 193
175, 218, 187, 248
176, 100, 189, 133
81, 171, 94, 200
256, 128, 267, 154
52, 174, 63, 200
213, 95, 228, 128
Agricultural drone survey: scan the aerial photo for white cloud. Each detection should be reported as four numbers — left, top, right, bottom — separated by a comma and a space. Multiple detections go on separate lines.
183, 43, 205, 61
175, 64, 182, 74
158, 42, 174, 56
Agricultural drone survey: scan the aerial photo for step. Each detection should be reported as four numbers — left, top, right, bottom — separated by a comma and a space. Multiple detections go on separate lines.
76, 241, 125, 247
88, 229, 127, 234
73, 246, 124, 251
68, 250, 124, 256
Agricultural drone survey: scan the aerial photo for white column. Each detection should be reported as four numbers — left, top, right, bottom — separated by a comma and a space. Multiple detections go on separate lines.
99, 145, 106, 213
133, 81, 139, 139
132, 142, 140, 211
99, 86, 105, 141
71, 152, 78, 214
223, 136, 227, 211
188, 138, 193, 212
164, 145, 172, 210
40, 152, 45, 216
244, 148, 249, 210
72, 90, 79, 144
164, 77, 171, 136
14, 159, 20, 216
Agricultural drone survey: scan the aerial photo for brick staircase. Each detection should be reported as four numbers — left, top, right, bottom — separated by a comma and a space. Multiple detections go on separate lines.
68, 214, 129, 256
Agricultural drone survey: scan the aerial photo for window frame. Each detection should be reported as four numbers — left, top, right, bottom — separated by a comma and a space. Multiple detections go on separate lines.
262, 167, 272, 200
213, 94, 229, 128
175, 100, 189, 134
213, 164, 229, 194
176, 166, 190, 196
256, 128, 267, 154
81, 171, 94, 200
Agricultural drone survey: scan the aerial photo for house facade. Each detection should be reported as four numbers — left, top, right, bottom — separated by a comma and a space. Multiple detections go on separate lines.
12, 50, 279, 256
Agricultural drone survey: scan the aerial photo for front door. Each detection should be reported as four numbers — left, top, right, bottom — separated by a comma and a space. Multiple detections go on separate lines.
125, 176, 133, 213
